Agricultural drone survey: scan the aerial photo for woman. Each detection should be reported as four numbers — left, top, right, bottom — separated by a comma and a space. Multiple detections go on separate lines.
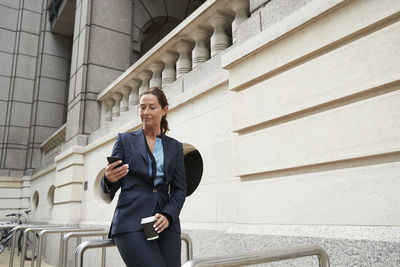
101, 87, 187, 267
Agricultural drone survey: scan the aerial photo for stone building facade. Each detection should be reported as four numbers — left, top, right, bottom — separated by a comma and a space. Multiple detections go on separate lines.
0, 0, 399, 266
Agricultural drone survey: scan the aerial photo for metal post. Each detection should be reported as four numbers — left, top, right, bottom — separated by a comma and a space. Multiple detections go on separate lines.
75, 239, 115, 267
181, 244, 330, 267
59, 231, 107, 267
35, 227, 104, 267
9, 225, 61, 267
181, 233, 194, 261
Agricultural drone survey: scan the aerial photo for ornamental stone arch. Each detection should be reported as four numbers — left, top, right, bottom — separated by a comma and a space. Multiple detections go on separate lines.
131, 0, 206, 63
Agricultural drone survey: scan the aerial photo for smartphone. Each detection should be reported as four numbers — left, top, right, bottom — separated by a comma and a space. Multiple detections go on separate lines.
107, 156, 124, 169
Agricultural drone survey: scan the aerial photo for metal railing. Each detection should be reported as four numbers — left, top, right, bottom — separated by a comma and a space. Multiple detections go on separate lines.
8, 224, 62, 267
74, 233, 195, 267
32, 227, 105, 267
181, 244, 330, 267
60, 231, 108, 267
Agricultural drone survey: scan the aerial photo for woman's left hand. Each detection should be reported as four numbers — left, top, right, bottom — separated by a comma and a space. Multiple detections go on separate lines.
153, 213, 169, 233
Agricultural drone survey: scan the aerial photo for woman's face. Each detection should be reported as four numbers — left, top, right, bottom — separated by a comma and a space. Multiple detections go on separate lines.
139, 93, 168, 130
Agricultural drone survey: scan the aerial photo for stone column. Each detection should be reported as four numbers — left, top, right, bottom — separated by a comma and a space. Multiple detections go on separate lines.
210, 12, 231, 57
127, 78, 141, 108
119, 86, 131, 112
138, 70, 152, 94
104, 98, 114, 122
149, 61, 165, 88
161, 51, 179, 88
111, 93, 123, 118
231, 0, 249, 44
175, 39, 194, 79
192, 26, 212, 69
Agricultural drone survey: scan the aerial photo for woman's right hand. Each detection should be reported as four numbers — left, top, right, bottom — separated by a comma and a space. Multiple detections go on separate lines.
105, 161, 129, 183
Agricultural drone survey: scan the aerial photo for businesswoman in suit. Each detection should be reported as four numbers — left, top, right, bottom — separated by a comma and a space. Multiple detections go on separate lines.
101, 87, 187, 267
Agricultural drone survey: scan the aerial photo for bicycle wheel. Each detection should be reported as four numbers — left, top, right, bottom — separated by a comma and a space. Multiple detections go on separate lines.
18, 231, 38, 260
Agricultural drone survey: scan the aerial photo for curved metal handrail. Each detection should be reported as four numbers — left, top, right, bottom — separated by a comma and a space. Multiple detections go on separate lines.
60, 231, 108, 267
181, 244, 330, 267
74, 233, 194, 267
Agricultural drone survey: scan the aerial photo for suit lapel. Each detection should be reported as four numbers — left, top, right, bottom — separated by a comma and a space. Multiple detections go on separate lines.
131, 128, 148, 166
161, 134, 172, 173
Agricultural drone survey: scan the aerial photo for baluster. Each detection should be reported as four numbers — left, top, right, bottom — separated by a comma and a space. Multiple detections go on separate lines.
127, 78, 141, 108
231, 0, 249, 44
149, 61, 165, 88
119, 86, 131, 112
210, 11, 231, 57
175, 39, 194, 79
111, 92, 123, 118
192, 26, 212, 69
138, 70, 152, 94
104, 98, 114, 122
161, 51, 179, 88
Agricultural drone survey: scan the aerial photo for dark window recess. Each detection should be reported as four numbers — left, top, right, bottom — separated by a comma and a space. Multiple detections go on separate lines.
184, 150, 203, 197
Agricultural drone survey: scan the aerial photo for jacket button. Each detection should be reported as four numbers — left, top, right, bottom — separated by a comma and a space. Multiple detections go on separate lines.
153, 189, 157, 193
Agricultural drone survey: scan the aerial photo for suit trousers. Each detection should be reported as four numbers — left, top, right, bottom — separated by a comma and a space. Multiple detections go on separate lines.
113, 229, 181, 267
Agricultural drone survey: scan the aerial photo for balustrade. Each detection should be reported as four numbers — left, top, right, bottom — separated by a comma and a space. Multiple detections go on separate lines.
97, 0, 249, 123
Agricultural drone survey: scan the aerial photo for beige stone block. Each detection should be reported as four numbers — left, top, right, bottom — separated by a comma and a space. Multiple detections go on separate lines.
65, 100, 83, 140
56, 165, 84, 187
41, 54, 69, 81
36, 101, 65, 127
10, 101, 31, 127
38, 77, 67, 104
24, 0, 43, 13
180, 183, 217, 222
55, 148, 84, 171
91, 0, 131, 34
232, 21, 400, 131
86, 64, 123, 93
21, 10, 41, 35
88, 25, 131, 71
68, 74, 76, 103
215, 179, 239, 222
79, 0, 91, 32
19, 32, 39, 56
74, 65, 87, 96
0, 76, 11, 101
4, 148, 27, 169
0, 198, 21, 209
43, 31, 71, 58
0, 0, 20, 9
0, 28, 16, 53
13, 77, 34, 102
73, 3, 81, 42
8, 126, 29, 145
233, 91, 400, 177
77, 26, 89, 68
236, 162, 400, 225
54, 183, 83, 203
224, 0, 400, 90
83, 99, 100, 134
260, 0, 313, 30
0, 52, 13, 76
51, 202, 82, 223
70, 38, 79, 77
0, 5, 18, 30
235, 10, 261, 44
33, 125, 58, 143
16, 54, 36, 79
0, 187, 21, 198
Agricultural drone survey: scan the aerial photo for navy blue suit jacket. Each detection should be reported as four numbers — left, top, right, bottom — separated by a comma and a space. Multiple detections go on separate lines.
101, 128, 186, 237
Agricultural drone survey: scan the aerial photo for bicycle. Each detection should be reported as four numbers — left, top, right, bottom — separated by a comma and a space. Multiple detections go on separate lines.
0, 210, 38, 260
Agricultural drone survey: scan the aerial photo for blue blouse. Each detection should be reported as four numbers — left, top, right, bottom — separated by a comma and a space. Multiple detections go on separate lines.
146, 136, 165, 186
